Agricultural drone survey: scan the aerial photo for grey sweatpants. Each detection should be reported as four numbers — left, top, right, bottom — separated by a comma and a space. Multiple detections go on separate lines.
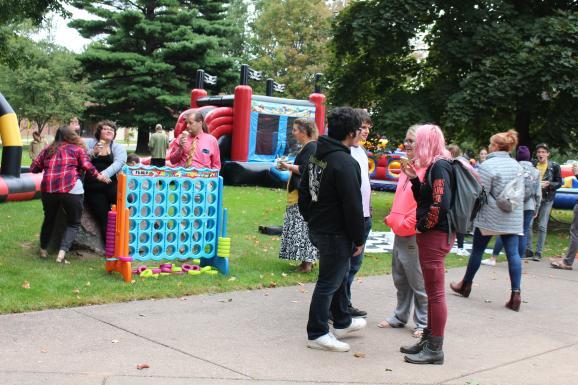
386, 234, 428, 329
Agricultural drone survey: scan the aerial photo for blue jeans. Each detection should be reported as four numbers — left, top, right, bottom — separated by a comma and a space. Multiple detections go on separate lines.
307, 232, 353, 340
346, 217, 372, 304
492, 210, 534, 257
527, 200, 554, 255
464, 228, 522, 291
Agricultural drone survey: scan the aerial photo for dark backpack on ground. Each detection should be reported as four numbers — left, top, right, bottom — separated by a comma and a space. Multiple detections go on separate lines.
427, 158, 486, 234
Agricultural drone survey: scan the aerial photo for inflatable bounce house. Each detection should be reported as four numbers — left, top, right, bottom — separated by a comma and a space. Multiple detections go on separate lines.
554, 163, 578, 210
170, 65, 326, 187
368, 150, 405, 191
0, 93, 42, 202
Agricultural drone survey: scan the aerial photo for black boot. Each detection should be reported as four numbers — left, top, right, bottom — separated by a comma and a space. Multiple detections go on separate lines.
404, 336, 444, 365
400, 328, 431, 354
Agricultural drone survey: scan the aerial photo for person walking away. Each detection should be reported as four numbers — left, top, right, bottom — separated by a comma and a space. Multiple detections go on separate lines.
299, 107, 366, 352
30, 126, 109, 263
450, 130, 524, 312
149, 124, 169, 167
343, 108, 373, 318
482, 146, 541, 266
380, 125, 428, 338
277, 118, 319, 273
399, 124, 454, 365
550, 162, 578, 270
526, 143, 562, 261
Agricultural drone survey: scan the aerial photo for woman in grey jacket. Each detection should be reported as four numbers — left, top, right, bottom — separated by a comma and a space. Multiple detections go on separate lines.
84, 120, 127, 236
450, 130, 524, 311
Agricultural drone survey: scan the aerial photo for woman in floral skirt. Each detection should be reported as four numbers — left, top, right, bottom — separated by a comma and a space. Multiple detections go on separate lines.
278, 118, 319, 272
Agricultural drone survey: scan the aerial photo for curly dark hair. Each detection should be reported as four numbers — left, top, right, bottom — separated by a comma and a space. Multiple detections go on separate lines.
326, 107, 361, 141
94, 120, 117, 140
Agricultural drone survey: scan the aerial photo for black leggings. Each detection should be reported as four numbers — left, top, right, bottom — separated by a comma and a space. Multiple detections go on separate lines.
84, 183, 117, 236
40, 193, 84, 252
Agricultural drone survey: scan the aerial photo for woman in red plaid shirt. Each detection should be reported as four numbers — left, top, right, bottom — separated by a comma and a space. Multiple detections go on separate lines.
31, 126, 110, 263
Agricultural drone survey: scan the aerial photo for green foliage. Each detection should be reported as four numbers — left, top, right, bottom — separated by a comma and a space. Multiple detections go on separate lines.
246, 0, 332, 99
69, 0, 242, 152
0, 37, 90, 132
0, 0, 68, 25
330, 1, 578, 154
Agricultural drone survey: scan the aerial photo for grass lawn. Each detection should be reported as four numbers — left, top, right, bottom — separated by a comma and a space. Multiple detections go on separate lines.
0, 184, 573, 314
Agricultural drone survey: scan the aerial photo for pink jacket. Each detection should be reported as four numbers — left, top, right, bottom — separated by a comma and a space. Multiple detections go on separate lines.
385, 168, 426, 237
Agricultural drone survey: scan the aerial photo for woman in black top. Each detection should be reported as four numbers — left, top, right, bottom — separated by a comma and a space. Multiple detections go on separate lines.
278, 118, 319, 273
399, 124, 454, 365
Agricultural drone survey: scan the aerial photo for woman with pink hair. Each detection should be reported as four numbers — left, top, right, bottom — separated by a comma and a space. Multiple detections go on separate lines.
399, 124, 454, 365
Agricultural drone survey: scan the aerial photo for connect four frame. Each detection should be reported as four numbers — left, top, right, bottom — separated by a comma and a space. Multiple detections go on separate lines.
105, 166, 230, 282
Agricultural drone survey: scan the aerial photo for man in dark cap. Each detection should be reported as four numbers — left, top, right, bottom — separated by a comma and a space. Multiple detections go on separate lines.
526, 143, 562, 261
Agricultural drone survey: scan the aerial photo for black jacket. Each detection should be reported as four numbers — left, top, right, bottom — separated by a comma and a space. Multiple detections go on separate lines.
411, 159, 453, 233
532, 160, 562, 202
298, 136, 365, 246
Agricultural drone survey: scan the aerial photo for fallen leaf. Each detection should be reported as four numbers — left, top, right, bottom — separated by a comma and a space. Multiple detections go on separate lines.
290, 300, 299, 303
72, 288, 80, 294
22, 281, 31, 289
138, 314, 146, 317
299, 287, 306, 293
281, 273, 288, 277
353, 352, 365, 358
264, 292, 269, 296
136, 363, 150, 370
111, 339, 119, 344
20, 242, 33, 249
385, 368, 393, 372
40, 348, 48, 353
484, 299, 492, 303
218, 298, 233, 303
268, 281, 277, 288
297, 282, 304, 286
228, 276, 237, 281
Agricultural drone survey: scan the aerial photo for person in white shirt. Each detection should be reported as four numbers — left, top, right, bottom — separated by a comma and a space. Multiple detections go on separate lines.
344, 109, 373, 318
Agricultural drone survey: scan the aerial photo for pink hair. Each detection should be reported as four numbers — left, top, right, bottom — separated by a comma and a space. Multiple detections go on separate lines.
413, 124, 450, 168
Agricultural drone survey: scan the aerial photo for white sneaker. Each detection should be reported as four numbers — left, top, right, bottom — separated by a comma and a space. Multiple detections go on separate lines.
456, 248, 469, 256
307, 332, 350, 352
481, 258, 496, 267
333, 317, 367, 339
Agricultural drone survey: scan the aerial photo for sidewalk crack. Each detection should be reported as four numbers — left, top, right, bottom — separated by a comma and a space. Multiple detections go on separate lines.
74, 310, 253, 380
439, 341, 578, 384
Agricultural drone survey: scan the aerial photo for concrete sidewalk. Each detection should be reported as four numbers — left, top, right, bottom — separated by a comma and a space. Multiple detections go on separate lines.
1, 259, 577, 385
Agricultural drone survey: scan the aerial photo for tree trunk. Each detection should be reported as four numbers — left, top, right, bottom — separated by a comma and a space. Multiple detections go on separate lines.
515, 108, 531, 147
135, 127, 150, 154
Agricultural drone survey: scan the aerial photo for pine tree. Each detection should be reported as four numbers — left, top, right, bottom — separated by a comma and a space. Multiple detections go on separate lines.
70, 0, 241, 152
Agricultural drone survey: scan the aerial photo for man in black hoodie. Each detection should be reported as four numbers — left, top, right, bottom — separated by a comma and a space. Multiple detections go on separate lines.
299, 107, 366, 352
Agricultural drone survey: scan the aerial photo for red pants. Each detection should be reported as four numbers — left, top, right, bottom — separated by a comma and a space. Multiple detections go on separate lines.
416, 230, 455, 337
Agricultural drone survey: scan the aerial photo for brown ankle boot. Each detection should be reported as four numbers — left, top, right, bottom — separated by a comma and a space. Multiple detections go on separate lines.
505, 290, 521, 311
450, 280, 472, 298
